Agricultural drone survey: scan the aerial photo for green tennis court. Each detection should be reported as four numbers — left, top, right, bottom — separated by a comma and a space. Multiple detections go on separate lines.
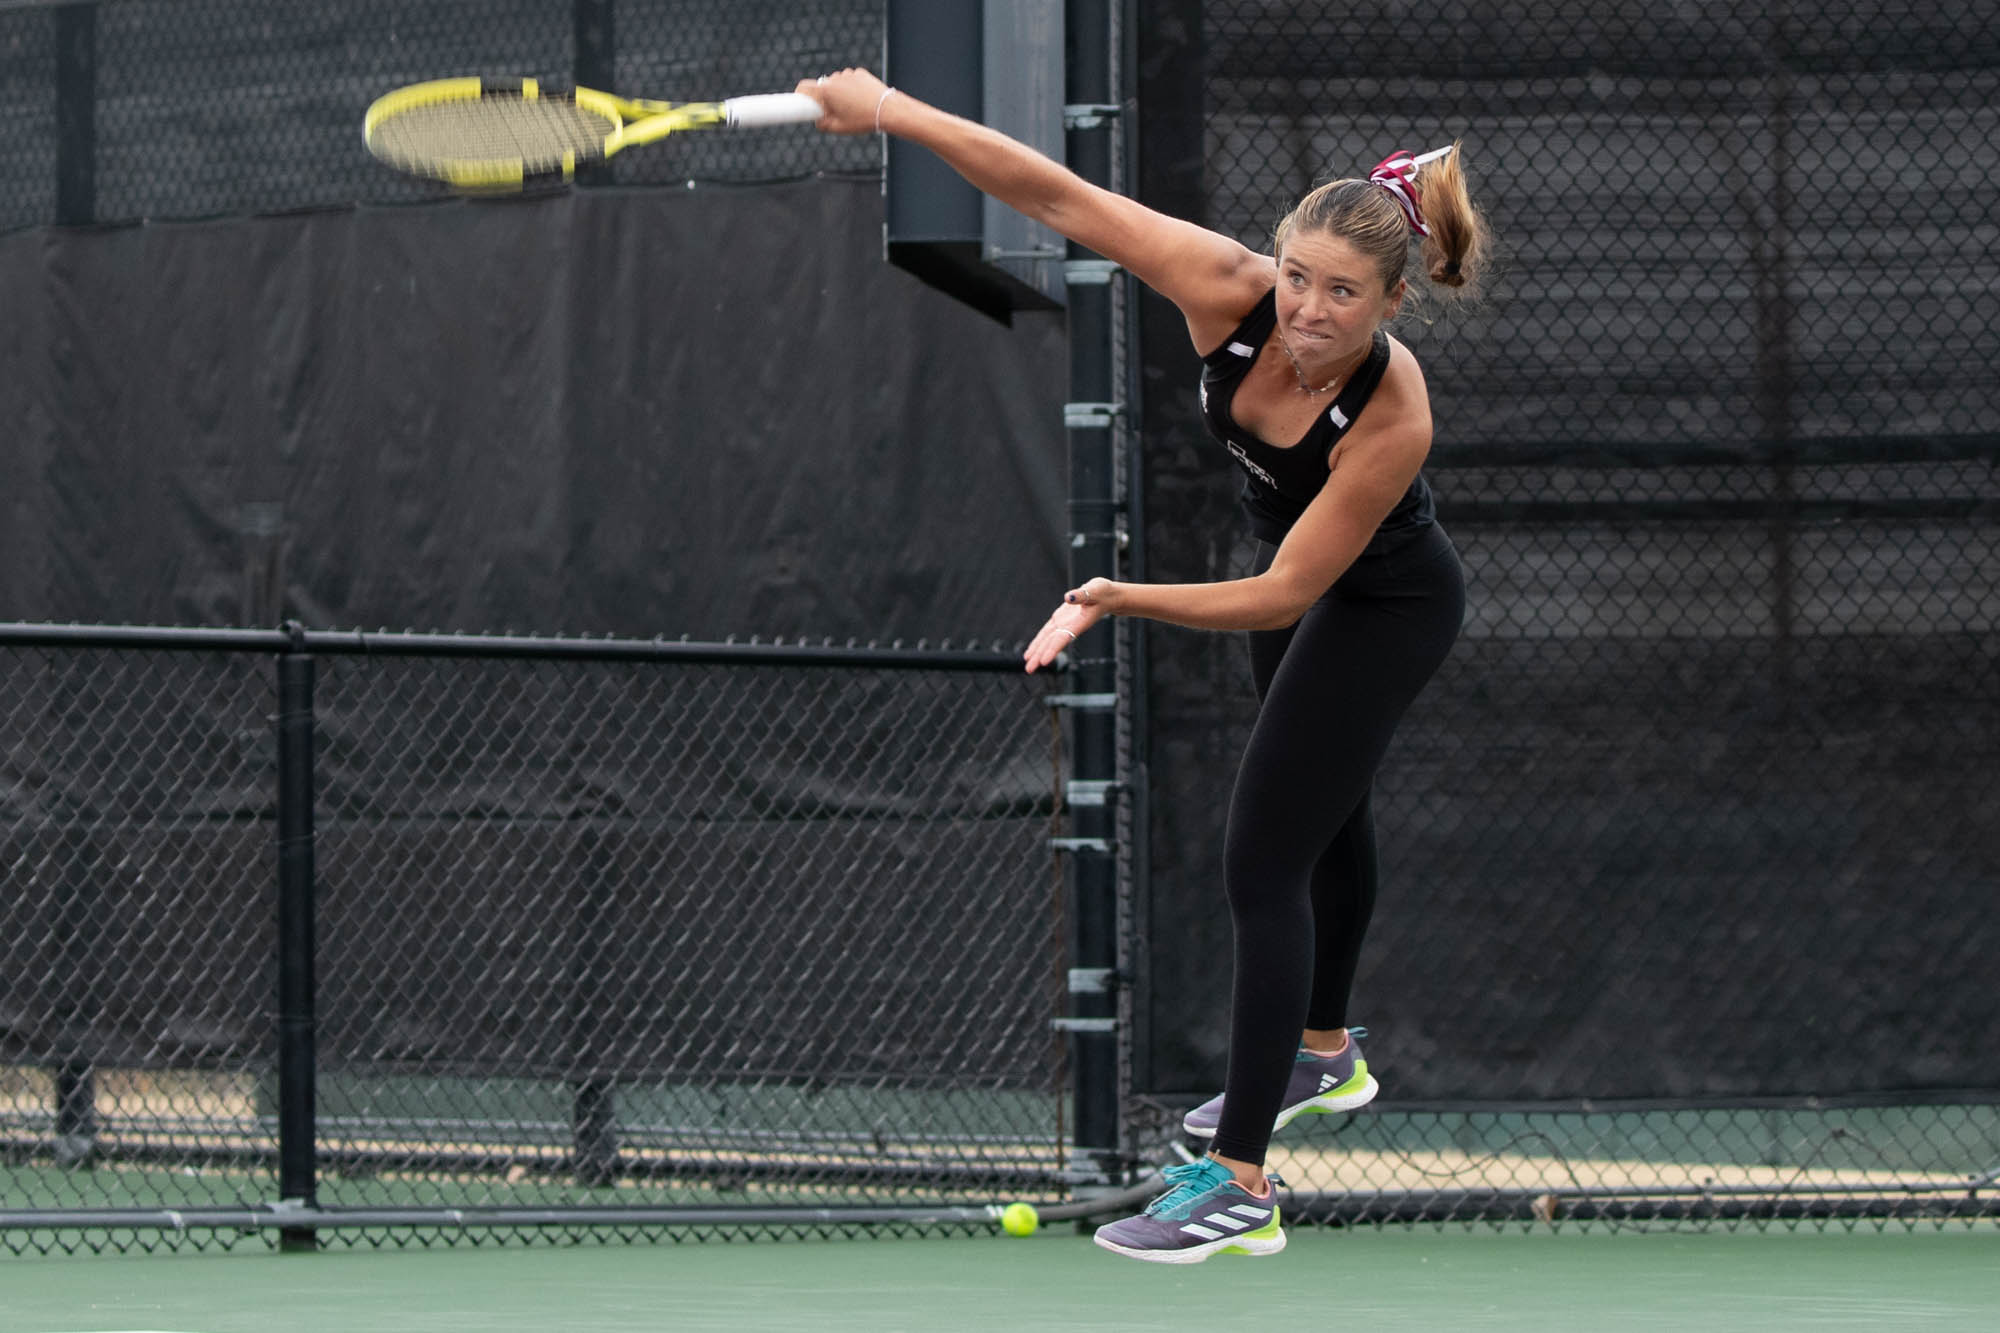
4, 1226, 1997, 1332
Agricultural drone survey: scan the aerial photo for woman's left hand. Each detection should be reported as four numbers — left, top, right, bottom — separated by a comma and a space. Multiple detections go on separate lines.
1024, 579, 1116, 674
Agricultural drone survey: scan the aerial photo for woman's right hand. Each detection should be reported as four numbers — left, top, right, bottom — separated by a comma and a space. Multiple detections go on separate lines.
794, 69, 895, 136
1023, 579, 1115, 675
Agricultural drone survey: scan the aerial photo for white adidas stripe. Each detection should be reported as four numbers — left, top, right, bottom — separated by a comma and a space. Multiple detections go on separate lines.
1329, 404, 1349, 427
1227, 340, 1255, 357
1178, 1202, 1272, 1239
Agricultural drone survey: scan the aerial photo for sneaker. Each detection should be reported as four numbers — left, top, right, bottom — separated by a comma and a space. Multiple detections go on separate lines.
1182, 1028, 1377, 1139
1092, 1159, 1287, 1264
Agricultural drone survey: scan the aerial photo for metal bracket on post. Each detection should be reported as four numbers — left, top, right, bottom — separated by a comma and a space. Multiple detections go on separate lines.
1063, 102, 1123, 130
1068, 967, 1120, 994
1051, 1017, 1119, 1034
1066, 526, 1129, 552
1064, 779, 1120, 809
1046, 692, 1118, 711
987, 243, 1066, 263
1063, 259, 1122, 286
1064, 401, 1122, 430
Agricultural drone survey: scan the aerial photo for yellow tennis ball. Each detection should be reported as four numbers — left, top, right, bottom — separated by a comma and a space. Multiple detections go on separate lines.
1000, 1202, 1039, 1237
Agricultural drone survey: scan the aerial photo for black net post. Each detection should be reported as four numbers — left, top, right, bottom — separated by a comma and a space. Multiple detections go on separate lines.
274, 626, 318, 1252
1059, 0, 1124, 1187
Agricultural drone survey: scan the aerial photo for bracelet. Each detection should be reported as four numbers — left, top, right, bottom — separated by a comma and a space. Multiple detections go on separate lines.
873, 87, 897, 134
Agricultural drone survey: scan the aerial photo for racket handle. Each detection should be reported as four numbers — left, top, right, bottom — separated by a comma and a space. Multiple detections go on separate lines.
723, 93, 823, 129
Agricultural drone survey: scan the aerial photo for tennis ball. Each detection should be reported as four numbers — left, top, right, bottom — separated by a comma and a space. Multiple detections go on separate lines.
1000, 1202, 1040, 1237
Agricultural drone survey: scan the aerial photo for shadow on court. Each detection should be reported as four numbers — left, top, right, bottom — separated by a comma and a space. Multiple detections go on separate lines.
3, 1226, 1998, 1332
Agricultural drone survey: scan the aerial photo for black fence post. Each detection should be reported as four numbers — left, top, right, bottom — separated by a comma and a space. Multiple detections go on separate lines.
1059, 0, 1124, 1188
1757, 1, 1799, 702
570, 829, 620, 1189
53, 1, 96, 226
52, 826, 101, 1168
573, 0, 615, 188
275, 626, 319, 1251
573, 1079, 618, 1189
52, 1057, 97, 1168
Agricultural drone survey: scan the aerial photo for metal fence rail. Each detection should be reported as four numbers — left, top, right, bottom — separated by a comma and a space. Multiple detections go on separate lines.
0, 623, 1069, 1254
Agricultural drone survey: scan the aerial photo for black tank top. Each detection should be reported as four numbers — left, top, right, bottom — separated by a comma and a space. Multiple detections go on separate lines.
1198, 289, 1435, 549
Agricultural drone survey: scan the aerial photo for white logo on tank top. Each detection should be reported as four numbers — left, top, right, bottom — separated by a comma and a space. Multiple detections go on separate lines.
1227, 441, 1277, 488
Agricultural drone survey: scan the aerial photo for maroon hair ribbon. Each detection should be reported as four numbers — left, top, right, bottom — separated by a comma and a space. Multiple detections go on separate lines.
1368, 145, 1454, 237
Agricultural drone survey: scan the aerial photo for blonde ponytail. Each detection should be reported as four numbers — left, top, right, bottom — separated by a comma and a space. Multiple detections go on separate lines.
1414, 142, 1486, 291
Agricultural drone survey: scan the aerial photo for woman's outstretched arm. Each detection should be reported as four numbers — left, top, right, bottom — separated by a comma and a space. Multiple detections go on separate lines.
798, 68, 1270, 345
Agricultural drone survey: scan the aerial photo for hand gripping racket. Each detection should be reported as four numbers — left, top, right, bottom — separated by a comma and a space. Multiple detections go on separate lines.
363, 77, 823, 190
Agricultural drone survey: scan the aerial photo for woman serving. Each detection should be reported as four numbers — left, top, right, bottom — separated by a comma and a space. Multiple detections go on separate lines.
802, 68, 1487, 1265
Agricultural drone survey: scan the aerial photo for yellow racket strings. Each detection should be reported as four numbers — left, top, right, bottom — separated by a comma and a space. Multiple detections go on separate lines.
372, 95, 615, 175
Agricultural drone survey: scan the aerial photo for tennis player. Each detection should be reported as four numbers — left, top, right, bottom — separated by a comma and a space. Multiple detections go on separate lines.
802, 68, 1486, 1264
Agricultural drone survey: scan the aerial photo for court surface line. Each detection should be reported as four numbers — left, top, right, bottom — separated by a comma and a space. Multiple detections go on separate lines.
3, 1225, 1997, 1333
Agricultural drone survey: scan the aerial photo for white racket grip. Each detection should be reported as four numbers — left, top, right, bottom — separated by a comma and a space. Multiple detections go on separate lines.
724, 93, 824, 129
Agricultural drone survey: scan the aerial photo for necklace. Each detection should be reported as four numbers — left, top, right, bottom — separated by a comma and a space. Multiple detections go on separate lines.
1278, 335, 1350, 397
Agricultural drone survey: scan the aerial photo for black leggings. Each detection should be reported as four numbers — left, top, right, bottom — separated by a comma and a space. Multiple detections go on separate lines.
1209, 522, 1465, 1167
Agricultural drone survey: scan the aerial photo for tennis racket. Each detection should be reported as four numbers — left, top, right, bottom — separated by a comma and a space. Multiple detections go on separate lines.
363, 77, 824, 190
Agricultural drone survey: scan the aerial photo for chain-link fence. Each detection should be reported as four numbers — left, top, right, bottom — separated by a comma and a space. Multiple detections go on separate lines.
0, 0, 884, 235
7, 0, 1998, 1247
0, 626, 1066, 1254
1126, 0, 1999, 1226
